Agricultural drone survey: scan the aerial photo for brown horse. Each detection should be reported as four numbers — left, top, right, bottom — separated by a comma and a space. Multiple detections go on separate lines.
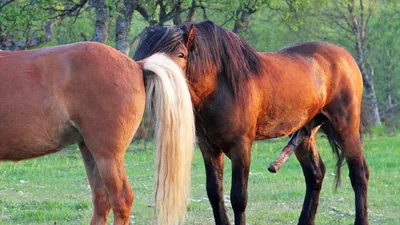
134, 21, 370, 225
0, 42, 195, 225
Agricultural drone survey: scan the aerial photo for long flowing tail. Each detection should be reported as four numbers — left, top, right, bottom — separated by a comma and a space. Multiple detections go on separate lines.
143, 53, 195, 225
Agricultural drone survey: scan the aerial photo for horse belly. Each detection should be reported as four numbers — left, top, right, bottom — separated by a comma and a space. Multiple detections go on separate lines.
256, 78, 326, 139
256, 117, 309, 140
0, 122, 82, 161
255, 99, 322, 140
0, 101, 82, 161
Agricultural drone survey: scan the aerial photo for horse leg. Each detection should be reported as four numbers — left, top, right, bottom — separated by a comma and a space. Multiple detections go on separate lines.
198, 138, 230, 225
295, 126, 326, 225
79, 142, 112, 225
324, 105, 369, 225
336, 131, 369, 225
83, 141, 133, 225
227, 139, 252, 225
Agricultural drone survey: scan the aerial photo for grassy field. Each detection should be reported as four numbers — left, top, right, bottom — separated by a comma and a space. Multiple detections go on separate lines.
0, 136, 399, 225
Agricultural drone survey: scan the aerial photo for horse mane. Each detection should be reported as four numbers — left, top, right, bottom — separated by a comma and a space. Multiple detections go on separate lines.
134, 21, 262, 100
183, 21, 262, 99
134, 26, 184, 60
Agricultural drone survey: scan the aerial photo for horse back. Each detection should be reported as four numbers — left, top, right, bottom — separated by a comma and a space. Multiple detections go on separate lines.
253, 42, 362, 139
278, 42, 363, 101
0, 42, 145, 160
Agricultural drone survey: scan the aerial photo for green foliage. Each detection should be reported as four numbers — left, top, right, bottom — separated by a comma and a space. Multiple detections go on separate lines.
368, 2, 400, 109
1, 0, 399, 128
370, 124, 390, 136
0, 0, 53, 40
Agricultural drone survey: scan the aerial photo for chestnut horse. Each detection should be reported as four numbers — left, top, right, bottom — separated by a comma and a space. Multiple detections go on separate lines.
0, 42, 195, 225
134, 21, 370, 225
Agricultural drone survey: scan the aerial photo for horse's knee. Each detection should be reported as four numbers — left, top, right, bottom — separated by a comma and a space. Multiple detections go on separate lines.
110, 183, 134, 218
94, 187, 110, 202
314, 169, 325, 187
230, 188, 247, 213
303, 167, 324, 191
363, 157, 370, 180
207, 182, 222, 204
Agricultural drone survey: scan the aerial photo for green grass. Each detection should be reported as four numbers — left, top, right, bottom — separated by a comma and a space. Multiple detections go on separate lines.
0, 136, 399, 225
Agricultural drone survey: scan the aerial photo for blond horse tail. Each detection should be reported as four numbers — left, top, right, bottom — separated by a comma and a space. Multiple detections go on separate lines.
143, 53, 195, 225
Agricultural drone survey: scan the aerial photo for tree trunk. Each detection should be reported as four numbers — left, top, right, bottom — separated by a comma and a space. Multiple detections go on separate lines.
186, 0, 196, 22
357, 53, 381, 125
357, 49, 381, 125
90, 0, 109, 43
385, 72, 393, 121
233, 9, 250, 34
363, 76, 381, 125
173, 0, 183, 25
0, 21, 55, 51
347, 0, 381, 125
116, 0, 135, 55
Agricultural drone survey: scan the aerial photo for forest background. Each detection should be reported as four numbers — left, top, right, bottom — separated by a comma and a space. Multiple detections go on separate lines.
1, 0, 399, 132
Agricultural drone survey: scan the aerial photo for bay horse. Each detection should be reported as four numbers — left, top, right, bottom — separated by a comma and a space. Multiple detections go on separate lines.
134, 21, 370, 225
0, 42, 195, 225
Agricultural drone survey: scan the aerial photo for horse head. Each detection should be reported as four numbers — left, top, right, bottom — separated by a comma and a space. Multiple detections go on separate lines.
134, 22, 222, 107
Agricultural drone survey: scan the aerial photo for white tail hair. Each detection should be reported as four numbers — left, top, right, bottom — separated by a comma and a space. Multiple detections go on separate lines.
143, 53, 195, 225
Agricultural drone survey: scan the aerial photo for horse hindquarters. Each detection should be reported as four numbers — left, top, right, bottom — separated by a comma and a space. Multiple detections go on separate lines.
75, 94, 143, 225
69, 46, 146, 225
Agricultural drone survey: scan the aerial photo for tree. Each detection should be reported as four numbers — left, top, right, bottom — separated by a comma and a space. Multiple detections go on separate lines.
367, 1, 400, 125
0, 0, 57, 50
294, 0, 382, 125
341, 0, 381, 125
115, 0, 136, 54
89, 0, 109, 42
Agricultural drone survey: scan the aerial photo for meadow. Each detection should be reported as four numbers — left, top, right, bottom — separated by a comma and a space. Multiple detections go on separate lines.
0, 135, 399, 225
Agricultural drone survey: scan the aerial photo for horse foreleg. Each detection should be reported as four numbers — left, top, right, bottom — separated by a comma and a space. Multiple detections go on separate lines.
295, 127, 326, 225
199, 138, 230, 225
227, 140, 252, 225
79, 142, 112, 225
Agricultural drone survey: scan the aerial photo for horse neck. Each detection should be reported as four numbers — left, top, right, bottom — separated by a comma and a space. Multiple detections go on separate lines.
188, 69, 219, 109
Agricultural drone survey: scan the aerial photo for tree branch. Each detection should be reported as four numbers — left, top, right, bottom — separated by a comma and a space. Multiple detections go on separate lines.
186, 0, 196, 22
334, 1, 354, 34
44, 0, 88, 18
0, 0, 15, 10
360, 0, 365, 43
379, 102, 400, 116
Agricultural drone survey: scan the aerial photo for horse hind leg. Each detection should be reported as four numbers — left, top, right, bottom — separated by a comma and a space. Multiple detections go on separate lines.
295, 124, 326, 225
81, 138, 134, 225
79, 142, 112, 225
322, 102, 369, 225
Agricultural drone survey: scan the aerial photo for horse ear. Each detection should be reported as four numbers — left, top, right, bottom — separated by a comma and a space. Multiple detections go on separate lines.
185, 24, 196, 50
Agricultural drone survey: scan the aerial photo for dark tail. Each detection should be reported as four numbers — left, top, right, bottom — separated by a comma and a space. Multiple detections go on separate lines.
322, 102, 370, 189
321, 122, 343, 189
